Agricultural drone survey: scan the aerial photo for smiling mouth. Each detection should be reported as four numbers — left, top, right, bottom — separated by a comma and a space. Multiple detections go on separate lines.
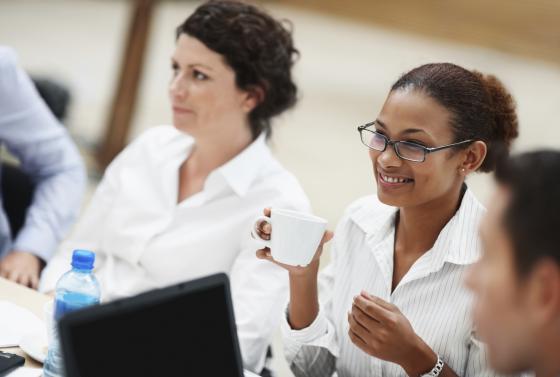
378, 172, 414, 184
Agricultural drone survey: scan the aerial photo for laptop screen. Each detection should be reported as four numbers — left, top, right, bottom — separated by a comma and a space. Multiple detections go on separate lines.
59, 274, 244, 377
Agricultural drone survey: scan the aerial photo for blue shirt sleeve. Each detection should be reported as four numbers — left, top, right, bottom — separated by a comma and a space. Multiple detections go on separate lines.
0, 46, 86, 262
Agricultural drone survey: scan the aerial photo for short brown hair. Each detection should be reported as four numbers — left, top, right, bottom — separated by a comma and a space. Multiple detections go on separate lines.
495, 150, 560, 276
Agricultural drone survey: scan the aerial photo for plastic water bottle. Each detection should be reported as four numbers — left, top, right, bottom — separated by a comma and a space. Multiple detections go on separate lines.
43, 249, 101, 377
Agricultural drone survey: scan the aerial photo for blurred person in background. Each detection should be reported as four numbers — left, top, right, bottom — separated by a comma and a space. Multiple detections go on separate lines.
40, 1, 309, 374
256, 63, 521, 376
0, 46, 85, 289
466, 150, 560, 377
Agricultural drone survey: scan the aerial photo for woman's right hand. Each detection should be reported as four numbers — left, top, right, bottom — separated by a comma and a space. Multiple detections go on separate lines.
254, 207, 334, 277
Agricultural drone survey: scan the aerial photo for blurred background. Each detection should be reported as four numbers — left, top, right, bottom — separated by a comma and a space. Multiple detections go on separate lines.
1, 0, 559, 375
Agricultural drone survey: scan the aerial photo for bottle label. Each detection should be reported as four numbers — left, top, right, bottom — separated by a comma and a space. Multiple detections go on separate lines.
54, 291, 100, 320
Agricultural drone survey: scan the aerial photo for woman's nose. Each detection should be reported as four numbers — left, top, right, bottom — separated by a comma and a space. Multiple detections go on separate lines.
169, 74, 188, 98
376, 144, 402, 168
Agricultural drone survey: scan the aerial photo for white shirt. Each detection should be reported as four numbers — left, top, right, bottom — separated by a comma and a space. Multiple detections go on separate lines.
39, 125, 311, 373
282, 189, 509, 377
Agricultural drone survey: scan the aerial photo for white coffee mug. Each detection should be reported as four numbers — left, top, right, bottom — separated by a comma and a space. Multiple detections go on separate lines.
251, 208, 328, 266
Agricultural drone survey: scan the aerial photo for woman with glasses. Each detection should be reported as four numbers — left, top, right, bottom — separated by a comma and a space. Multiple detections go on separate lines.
40, 1, 308, 373
255, 63, 520, 376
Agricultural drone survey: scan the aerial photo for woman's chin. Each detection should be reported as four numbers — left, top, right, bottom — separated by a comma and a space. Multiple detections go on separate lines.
172, 121, 195, 134
376, 183, 414, 208
377, 191, 403, 207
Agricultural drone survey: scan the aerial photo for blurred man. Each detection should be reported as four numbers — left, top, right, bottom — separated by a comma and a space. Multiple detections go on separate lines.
0, 46, 85, 288
466, 150, 560, 377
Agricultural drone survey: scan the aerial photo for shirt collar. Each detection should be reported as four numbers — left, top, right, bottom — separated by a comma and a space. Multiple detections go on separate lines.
431, 189, 485, 266
350, 198, 397, 246
210, 132, 271, 197
350, 188, 485, 267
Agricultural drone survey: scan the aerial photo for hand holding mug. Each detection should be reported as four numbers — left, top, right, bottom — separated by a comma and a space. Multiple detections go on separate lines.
253, 208, 333, 275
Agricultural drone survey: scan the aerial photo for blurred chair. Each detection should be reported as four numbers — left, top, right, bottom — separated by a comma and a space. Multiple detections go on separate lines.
1, 162, 35, 238
32, 77, 71, 121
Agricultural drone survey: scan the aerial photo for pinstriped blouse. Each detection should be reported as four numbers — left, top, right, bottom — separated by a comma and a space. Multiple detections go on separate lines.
282, 189, 512, 377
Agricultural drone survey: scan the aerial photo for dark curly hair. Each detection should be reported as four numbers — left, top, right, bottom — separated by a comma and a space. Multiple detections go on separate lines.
176, 0, 299, 139
391, 63, 519, 172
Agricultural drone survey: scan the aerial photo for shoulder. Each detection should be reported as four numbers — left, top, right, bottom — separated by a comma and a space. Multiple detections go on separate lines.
276, 173, 311, 212
0, 46, 17, 71
119, 126, 189, 158
253, 155, 311, 212
105, 125, 189, 173
0, 47, 22, 95
129, 125, 188, 148
267, 168, 311, 212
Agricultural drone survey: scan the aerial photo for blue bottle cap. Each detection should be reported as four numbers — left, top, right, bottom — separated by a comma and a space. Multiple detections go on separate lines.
71, 249, 95, 270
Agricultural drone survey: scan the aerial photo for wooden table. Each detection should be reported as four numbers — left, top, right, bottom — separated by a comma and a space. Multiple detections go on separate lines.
0, 277, 51, 368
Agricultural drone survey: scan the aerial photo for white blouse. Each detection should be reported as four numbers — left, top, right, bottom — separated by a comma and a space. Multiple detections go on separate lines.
282, 189, 511, 377
39, 125, 311, 373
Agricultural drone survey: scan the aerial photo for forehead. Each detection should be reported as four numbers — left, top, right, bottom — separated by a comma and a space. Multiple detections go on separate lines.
487, 186, 511, 223
481, 185, 511, 239
173, 34, 227, 69
378, 89, 453, 140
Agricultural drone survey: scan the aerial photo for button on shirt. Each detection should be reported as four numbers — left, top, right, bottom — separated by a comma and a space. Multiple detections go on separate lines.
282, 190, 509, 377
0, 46, 85, 261
40, 125, 311, 372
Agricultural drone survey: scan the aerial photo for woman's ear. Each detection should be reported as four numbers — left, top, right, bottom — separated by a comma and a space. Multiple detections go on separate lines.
241, 85, 265, 113
526, 259, 560, 325
459, 141, 487, 174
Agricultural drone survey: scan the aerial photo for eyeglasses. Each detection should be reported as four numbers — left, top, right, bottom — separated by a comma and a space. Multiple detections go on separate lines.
357, 121, 474, 163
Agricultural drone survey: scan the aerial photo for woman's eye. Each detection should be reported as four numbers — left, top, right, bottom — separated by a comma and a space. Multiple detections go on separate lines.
171, 64, 179, 76
407, 140, 427, 147
193, 70, 208, 81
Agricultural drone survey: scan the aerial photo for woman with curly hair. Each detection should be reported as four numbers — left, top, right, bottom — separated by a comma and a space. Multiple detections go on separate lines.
255, 63, 521, 376
40, 1, 308, 373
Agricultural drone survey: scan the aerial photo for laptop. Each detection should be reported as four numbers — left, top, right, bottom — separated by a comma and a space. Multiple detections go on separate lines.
58, 273, 246, 377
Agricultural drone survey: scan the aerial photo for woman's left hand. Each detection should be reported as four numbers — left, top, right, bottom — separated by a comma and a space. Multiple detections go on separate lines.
348, 291, 437, 376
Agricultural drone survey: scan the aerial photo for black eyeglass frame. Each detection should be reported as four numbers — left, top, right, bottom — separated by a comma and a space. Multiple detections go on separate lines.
357, 121, 475, 163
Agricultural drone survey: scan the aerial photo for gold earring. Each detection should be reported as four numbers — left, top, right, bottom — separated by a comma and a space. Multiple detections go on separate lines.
461, 168, 466, 173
